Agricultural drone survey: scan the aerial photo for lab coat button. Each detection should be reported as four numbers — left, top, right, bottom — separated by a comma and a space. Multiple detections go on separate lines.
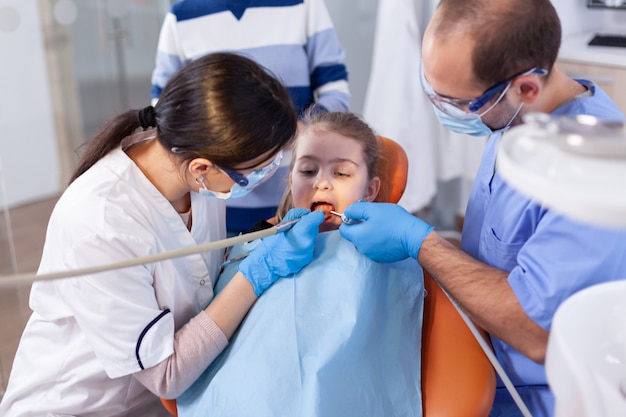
199, 279, 205, 286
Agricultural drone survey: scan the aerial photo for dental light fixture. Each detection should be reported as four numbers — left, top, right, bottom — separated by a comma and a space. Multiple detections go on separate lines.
497, 112, 626, 228
497, 113, 626, 417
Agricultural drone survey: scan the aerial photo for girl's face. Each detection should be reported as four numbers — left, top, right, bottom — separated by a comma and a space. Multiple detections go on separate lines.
290, 129, 380, 232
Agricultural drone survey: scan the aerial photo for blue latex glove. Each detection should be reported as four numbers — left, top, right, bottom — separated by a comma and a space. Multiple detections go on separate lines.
239, 208, 324, 296
338, 202, 434, 263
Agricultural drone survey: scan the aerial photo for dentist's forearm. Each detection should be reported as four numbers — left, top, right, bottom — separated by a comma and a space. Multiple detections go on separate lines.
417, 232, 549, 363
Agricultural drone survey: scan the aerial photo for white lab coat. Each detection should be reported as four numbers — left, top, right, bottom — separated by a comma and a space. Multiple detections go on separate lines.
0, 148, 225, 417
363, 0, 484, 214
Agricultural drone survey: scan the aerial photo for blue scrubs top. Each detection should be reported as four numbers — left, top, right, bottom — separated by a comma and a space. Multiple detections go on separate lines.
461, 80, 626, 417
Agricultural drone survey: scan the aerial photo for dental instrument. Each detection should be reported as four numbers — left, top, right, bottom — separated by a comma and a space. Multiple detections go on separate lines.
219, 218, 301, 269
329, 210, 362, 225
0, 217, 302, 288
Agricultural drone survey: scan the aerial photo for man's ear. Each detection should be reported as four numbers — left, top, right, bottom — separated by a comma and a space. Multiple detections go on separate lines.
514, 77, 542, 105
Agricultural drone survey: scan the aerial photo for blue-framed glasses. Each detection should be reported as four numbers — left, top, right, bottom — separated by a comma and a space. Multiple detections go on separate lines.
217, 150, 283, 190
420, 63, 548, 117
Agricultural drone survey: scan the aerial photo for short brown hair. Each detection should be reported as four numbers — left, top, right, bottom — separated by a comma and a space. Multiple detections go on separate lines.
435, 0, 561, 87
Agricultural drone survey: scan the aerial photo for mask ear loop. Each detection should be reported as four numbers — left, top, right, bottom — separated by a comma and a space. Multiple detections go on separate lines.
503, 102, 524, 130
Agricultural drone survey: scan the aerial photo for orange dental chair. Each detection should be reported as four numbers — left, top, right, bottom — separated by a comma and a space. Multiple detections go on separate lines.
161, 136, 495, 417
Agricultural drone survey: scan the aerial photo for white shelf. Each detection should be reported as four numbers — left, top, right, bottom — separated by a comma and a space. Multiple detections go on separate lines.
559, 32, 626, 68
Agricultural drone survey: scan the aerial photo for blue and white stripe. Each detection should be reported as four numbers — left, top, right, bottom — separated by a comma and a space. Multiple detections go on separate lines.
151, 0, 350, 113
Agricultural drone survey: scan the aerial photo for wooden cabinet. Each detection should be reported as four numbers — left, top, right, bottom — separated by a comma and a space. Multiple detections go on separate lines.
557, 59, 626, 115
557, 31, 626, 116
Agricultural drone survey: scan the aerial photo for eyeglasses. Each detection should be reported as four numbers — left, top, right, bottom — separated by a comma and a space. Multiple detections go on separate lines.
217, 150, 283, 189
420, 63, 548, 117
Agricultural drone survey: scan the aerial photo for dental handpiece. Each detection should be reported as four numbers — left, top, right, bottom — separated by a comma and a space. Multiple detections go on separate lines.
329, 210, 362, 225
274, 217, 302, 233
0, 217, 304, 288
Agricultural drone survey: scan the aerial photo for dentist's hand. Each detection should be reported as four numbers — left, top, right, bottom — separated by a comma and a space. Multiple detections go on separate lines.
239, 208, 324, 296
339, 202, 434, 263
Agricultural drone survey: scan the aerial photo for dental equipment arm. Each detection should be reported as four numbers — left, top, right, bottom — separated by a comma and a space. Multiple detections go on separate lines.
0, 213, 308, 289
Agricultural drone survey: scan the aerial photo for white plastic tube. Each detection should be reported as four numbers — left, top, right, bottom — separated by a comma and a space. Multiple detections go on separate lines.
0, 227, 279, 289
434, 276, 534, 417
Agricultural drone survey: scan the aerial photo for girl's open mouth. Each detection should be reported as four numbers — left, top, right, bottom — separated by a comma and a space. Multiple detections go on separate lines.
311, 201, 336, 221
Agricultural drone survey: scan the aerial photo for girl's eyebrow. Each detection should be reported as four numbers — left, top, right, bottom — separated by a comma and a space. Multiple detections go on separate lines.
297, 155, 360, 166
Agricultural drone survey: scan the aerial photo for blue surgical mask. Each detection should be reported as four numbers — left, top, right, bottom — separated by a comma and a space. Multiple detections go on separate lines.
432, 101, 524, 137
420, 61, 544, 137
433, 107, 494, 137
197, 150, 283, 200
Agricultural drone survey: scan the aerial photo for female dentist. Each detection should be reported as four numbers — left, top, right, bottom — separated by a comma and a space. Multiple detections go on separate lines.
0, 52, 323, 417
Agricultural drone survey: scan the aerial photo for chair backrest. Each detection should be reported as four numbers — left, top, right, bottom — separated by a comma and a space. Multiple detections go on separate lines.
374, 135, 408, 204
161, 136, 495, 417
421, 270, 496, 416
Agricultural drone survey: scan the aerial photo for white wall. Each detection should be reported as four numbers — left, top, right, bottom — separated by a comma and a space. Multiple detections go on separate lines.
0, 1, 61, 208
325, 0, 378, 115
552, 0, 625, 36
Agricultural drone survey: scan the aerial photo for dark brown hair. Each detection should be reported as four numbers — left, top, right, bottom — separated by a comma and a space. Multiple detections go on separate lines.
69, 52, 297, 183
435, 0, 561, 88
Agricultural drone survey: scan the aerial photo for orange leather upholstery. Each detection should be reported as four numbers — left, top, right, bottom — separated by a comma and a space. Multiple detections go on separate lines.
374, 135, 409, 204
161, 398, 178, 416
161, 137, 495, 417
421, 270, 496, 416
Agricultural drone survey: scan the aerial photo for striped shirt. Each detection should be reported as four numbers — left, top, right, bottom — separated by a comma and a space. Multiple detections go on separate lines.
151, 0, 350, 113
151, 0, 351, 233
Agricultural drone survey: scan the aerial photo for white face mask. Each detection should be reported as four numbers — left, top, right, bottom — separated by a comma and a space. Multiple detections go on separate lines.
196, 150, 283, 200
199, 186, 233, 200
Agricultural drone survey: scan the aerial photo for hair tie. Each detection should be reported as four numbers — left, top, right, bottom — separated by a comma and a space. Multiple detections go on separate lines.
137, 105, 156, 129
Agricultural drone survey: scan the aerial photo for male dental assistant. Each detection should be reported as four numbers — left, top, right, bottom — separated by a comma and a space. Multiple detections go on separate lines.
339, 0, 626, 416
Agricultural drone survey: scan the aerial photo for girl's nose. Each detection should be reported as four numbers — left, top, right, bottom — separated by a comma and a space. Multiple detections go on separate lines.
314, 174, 332, 190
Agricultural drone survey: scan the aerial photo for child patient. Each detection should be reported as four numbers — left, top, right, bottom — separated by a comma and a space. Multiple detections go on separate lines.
275, 110, 381, 231
175, 112, 424, 417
